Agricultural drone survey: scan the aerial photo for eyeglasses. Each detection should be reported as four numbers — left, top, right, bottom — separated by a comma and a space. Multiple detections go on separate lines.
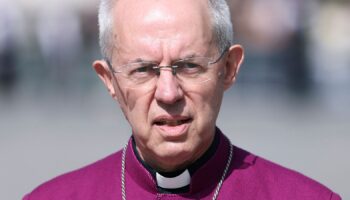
106, 47, 228, 89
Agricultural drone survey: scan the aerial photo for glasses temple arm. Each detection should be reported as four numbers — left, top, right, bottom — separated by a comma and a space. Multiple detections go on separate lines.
209, 46, 229, 65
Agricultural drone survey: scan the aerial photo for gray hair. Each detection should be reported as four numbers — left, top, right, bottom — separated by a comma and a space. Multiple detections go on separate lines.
98, 0, 233, 60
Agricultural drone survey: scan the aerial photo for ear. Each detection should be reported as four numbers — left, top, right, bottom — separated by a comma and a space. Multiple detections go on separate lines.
93, 60, 117, 99
223, 44, 244, 90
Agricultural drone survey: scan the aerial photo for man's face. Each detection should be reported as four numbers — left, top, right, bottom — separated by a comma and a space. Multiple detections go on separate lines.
94, 0, 243, 171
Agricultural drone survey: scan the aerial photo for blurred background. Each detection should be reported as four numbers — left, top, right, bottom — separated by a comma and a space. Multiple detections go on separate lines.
0, 0, 349, 199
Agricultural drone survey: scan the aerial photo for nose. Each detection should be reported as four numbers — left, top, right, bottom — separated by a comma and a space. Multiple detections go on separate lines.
154, 68, 184, 104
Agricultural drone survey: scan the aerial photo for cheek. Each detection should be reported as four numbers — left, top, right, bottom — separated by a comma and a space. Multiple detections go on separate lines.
189, 82, 224, 124
209, 76, 225, 112
123, 89, 154, 128
203, 91, 223, 120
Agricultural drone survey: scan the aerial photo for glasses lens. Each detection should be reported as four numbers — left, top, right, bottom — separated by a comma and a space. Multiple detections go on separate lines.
114, 62, 158, 90
174, 57, 213, 84
114, 57, 218, 90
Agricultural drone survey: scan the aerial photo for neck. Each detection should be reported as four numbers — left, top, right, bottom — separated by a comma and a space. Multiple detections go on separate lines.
132, 131, 220, 176
124, 129, 233, 196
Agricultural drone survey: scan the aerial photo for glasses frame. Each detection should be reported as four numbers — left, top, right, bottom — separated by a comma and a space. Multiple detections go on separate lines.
104, 47, 230, 90
105, 47, 229, 77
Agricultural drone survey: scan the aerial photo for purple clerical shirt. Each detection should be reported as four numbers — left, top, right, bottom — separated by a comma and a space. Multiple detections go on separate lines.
23, 129, 341, 199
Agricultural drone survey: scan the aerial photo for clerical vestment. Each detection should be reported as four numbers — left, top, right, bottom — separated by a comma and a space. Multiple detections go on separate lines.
23, 129, 341, 199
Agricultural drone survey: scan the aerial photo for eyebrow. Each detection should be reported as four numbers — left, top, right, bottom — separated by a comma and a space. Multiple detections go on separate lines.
180, 54, 198, 60
127, 53, 206, 64
127, 58, 156, 64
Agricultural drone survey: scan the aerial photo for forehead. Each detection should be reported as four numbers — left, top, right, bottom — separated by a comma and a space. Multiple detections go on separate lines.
112, 0, 214, 58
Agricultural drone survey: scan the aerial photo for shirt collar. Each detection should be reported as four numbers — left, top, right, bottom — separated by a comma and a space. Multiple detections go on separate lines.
126, 127, 230, 194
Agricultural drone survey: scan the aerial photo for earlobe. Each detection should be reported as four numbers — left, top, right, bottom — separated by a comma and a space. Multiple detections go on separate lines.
223, 45, 244, 90
93, 60, 117, 98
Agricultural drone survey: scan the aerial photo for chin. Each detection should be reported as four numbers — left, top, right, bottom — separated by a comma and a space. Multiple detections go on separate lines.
154, 143, 193, 162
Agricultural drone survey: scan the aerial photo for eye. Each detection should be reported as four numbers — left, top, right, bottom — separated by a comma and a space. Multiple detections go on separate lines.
135, 66, 150, 73
176, 62, 199, 69
127, 62, 157, 78
181, 62, 200, 69
174, 61, 204, 75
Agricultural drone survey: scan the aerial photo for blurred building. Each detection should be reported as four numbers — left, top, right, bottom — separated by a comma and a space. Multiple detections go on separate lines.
306, 0, 350, 86
35, 2, 83, 88
0, 1, 22, 95
229, 0, 310, 92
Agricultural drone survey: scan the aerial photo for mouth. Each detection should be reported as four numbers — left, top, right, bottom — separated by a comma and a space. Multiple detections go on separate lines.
153, 117, 192, 126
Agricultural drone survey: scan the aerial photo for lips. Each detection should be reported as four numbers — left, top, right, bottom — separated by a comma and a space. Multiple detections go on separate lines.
153, 116, 192, 126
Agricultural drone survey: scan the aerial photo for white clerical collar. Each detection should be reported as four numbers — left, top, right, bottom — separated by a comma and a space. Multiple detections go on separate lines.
156, 169, 191, 189
131, 132, 219, 191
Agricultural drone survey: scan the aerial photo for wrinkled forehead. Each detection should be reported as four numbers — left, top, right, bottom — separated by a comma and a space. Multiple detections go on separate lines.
112, 0, 213, 49
114, 0, 211, 26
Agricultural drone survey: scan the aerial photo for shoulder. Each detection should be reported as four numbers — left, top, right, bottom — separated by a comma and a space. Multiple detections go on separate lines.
23, 151, 123, 200
228, 146, 341, 200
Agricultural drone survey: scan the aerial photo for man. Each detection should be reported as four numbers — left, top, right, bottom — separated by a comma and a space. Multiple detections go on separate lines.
24, 0, 341, 199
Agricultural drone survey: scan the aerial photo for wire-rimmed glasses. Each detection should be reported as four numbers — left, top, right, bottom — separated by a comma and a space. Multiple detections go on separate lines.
106, 47, 228, 89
